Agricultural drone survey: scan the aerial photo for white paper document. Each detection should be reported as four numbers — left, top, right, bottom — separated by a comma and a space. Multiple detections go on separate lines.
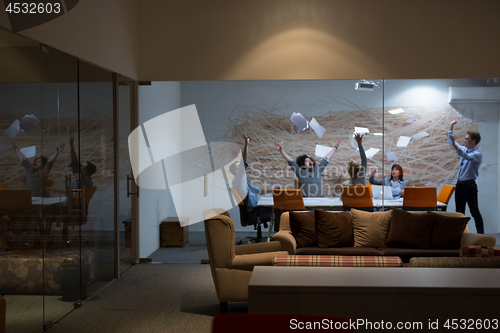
412, 132, 429, 140
350, 136, 358, 149
371, 133, 384, 136
0, 137, 4, 149
19, 114, 39, 133
5, 119, 20, 139
388, 108, 405, 114
386, 152, 398, 161
315, 144, 333, 158
365, 148, 380, 160
354, 127, 369, 135
396, 136, 411, 147
290, 112, 309, 133
20, 145, 36, 158
406, 115, 420, 123
309, 118, 326, 138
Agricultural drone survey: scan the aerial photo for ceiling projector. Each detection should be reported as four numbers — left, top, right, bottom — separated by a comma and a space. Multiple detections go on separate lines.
355, 80, 377, 91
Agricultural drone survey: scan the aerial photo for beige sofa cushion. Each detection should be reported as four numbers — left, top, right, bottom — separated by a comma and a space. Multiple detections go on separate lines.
351, 209, 391, 248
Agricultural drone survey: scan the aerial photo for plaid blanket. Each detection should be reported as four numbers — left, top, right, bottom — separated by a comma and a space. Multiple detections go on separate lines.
273, 255, 402, 267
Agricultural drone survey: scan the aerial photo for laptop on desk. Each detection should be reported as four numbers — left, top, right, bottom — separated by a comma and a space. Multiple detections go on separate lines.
371, 185, 394, 200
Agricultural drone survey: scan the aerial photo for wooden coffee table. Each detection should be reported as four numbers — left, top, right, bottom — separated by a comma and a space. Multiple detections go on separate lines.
249, 266, 500, 331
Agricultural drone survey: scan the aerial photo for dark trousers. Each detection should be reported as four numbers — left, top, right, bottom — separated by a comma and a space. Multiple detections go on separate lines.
455, 181, 484, 234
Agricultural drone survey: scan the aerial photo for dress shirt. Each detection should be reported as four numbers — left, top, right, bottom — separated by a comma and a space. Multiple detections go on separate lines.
447, 131, 482, 181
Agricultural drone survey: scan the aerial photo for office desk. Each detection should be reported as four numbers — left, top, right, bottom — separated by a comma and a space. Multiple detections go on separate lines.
31, 196, 66, 206
257, 195, 446, 209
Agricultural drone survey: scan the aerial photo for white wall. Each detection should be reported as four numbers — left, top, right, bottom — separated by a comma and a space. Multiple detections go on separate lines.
138, 81, 181, 258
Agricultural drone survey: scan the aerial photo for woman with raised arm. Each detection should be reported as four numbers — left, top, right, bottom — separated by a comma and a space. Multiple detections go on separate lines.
274, 137, 342, 197
369, 164, 410, 198
342, 133, 367, 186
11, 139, 64, 197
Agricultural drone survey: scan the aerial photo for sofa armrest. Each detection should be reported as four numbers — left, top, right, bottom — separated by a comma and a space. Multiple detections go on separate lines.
461, 232, 496, 247
272, 231, 297, 255
235, 241, 281, 255
231, 251, 288, 271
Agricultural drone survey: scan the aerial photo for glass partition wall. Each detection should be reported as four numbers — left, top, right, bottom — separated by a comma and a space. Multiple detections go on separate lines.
0, 29, 121, 332
141, 79, 498, 251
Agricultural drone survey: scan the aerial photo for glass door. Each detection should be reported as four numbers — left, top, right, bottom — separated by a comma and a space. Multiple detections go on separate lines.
40, 46, 79, 330
117, 75, 138, 274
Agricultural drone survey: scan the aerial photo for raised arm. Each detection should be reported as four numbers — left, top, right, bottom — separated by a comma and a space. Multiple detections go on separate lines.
10, 139, 26, 160
447, 116, 460, 149
274, 141, 292, 162
43, 143, 65, 176
242, 133, 250, 162
449, 116, 459, 132
369, 168, 383, 185
325, 138, 342, 160
69, 134, 78, 163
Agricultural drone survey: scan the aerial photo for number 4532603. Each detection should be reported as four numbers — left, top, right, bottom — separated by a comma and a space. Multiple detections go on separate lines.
6, 2, 61, 14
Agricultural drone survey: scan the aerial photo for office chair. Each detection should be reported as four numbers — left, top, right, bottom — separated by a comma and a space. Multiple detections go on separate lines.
436, 185, 455, 211
230, 187, 269, 244
341, 186, 374, 212
267, 189, 305, 241
402, 186, 437, 211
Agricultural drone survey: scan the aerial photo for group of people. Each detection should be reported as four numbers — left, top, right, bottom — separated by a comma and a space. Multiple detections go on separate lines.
11, 135, 97, 214
234, 116, 484, 234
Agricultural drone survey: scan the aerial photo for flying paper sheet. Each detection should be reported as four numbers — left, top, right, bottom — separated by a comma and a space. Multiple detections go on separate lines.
5, 119, 20, 139
315, 144, 333, 158
350, 136, 358, 149
412, 132, 429, 140
396, 136, 411, 147
371, 133, 384, 136
19, 114, 39, 133
388, 108, 405, 114
365, 148, 380, 160
406, 115, 420, 123
354, 127, 369, 134
20, 145, 36, 158
290, 112, 309, 133
386, 152, 398, 161
309, 118, 326, 138
0, 137, 4, 149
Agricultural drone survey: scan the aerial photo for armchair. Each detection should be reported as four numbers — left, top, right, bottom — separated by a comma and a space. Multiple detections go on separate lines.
203, 209, 288, 312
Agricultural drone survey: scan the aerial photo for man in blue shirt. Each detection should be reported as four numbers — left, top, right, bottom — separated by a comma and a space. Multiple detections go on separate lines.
447, 116, 484, 234
229, 133, 274, 222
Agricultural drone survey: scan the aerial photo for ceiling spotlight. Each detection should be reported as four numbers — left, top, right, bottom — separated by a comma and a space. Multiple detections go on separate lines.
355, 79, 381, 91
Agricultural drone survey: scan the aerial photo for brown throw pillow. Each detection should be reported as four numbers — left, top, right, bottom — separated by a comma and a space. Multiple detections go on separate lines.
386, 208, 435, 249
430, 213, 470, 249
351, 209, 391, 248
315, 210, 354, 248
289, 210, 317, 248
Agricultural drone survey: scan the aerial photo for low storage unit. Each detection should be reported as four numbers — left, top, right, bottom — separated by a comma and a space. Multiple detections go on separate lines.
160, 217, 189, 247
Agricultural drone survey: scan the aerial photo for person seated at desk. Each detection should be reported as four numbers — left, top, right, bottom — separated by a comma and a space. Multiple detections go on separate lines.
229, 133, 273, 220
342, 133, 367, 186
369, 164, 409, 199
11, 139, 64, 197
274, 138, 342, 197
